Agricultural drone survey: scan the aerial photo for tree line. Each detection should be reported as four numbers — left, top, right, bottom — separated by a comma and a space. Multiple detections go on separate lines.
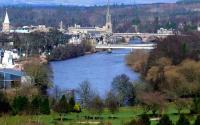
1, 3, 200, 33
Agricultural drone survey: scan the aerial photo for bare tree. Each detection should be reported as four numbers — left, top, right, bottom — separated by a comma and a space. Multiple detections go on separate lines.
78, 80, 94, 108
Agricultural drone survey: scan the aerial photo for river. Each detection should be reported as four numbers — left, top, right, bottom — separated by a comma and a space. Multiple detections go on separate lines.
50, 46, 139, 96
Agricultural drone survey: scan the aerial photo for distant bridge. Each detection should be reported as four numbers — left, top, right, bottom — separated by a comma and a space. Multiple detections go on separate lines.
95, 43, 156, 50
113, 33, 174, 42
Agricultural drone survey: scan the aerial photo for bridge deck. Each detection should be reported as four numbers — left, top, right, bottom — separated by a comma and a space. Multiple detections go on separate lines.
95, 44, 156, 50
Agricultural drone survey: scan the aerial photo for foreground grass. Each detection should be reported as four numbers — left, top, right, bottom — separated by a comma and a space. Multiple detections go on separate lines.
0, 104, 197, 125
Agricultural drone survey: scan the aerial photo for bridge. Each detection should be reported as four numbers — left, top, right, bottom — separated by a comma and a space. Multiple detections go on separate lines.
95, 43, 156, 50
113, 33, 174, 42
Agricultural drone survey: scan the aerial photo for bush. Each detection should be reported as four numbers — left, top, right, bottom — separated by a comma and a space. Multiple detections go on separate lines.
157, 115, 173, 125
73, 103, 81, 113
124, 114, 150, 125
176, 115, 190, 125
138, 114, 151, 125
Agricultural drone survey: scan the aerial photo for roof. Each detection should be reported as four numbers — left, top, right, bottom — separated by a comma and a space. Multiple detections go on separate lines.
0, 69, 24, 77
3, 10, 9, 24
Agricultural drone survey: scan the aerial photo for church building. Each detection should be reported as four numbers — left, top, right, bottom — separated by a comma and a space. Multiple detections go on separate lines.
2, 9, 10, 33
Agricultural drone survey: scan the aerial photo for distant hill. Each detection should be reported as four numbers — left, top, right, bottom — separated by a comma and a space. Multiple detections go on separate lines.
177, 0, 200, 4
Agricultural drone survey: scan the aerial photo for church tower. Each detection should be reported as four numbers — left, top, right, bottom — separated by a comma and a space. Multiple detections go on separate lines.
105, 0, 112, 33
2, 9, 10, 33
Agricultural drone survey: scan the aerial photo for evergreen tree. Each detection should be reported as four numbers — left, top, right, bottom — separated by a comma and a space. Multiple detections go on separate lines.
0, 92, 11, 114
157, 115, 173, 125
12, 96, 29, 115
53, 95, 69, 121
31, 96, 42, 115
194, 115, 200, 125
40, 97, 50, 115
176, 115, 190, 125
69, 96, 75, 112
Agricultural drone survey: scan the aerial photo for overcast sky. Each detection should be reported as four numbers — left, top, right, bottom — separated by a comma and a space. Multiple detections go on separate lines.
1, 0, 178, 6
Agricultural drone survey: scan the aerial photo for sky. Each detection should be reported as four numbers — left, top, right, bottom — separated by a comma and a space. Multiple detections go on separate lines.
0, 0, 178, 6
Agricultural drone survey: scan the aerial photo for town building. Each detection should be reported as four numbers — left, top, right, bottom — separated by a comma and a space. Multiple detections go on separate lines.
157, 28, 173, 34
68, 0, 112, 35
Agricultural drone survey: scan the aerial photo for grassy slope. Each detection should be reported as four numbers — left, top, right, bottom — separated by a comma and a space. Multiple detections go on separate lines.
0, 103, 196, 125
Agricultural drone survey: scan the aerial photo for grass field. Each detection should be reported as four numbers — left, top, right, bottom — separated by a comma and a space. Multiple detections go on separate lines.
0, 103, 196, 125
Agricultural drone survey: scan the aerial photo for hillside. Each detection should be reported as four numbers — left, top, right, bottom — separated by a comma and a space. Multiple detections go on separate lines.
177, 0, 200, 4
0, 3, 200, 32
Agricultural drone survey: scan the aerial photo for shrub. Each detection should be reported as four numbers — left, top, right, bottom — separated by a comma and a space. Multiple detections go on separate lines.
124, 114, 150, 125
73, 103, 81, 113
138, 114, 151, 125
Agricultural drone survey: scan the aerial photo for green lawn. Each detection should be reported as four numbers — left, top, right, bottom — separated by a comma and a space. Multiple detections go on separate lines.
0, 104, 197, 125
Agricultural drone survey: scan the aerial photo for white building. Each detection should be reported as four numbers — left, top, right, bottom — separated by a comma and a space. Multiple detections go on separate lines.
68, 36, 82, 44
0, 50, 20, 69
157, 28, 173, 34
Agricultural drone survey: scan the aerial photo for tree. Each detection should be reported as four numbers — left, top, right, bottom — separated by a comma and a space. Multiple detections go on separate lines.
157, 115, 173, 125
105, 91, 119, 115
88, 95, 104, 116
137, 92, 166, 115
78, 81, 94, 108
191, 97, 200, 114
12, 96, 29, 115
23, 61, 52, 95
176, 115, 190, 125
175, 99, 189, 115
69, 96, 75, 112
53, 95, 69, 121
40, 97, 50, 115
31, 96, 42, 115
111, 74, 135, 105
194, 115, 200, 125
126, 50, 149, 75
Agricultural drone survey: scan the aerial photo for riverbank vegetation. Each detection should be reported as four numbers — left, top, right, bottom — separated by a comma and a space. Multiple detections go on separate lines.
125, 31, 200, 124
47, 39, 93, 61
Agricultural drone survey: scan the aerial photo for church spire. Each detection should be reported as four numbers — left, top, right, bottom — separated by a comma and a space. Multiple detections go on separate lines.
106, 0, 111, 24
4, 9, 10, 24
105, 0, 112, 33
2, 9, 10, 33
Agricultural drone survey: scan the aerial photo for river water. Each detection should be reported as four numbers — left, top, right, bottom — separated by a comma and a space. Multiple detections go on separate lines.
50, 47, 139, 96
